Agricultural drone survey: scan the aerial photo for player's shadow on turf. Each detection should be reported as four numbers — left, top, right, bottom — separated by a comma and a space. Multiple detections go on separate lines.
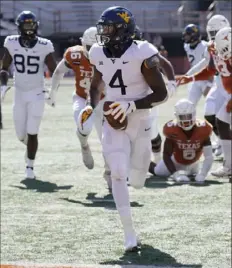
60, 192, 143, 209
100, 244, 202, 267
145, 175, 224, 189
11, 178, 73, 193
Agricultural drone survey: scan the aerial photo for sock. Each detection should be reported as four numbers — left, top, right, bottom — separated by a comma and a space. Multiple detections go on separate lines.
112, 179, 135, 235
153, 152, 161, 163
76, 130, 88, 147
220, 139, 231, 169
27, 158, 34, 168
20, 135, 28, 145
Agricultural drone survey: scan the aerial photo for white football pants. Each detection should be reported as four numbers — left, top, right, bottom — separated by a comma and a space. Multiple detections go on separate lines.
13, 88, 45, 141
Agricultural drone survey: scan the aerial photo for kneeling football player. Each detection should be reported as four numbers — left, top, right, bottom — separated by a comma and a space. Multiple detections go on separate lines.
149, 99, 214, 183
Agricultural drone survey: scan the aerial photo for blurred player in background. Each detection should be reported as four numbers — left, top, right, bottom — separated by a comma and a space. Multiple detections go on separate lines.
133, 25, 176, 163
81, 6, 168, 251
0, 11, 57, 180
182, 24, 214, 106
149, 99, 213, 183
177, 25, 231, 180
48, 26, 107, 172
178, 16, 230, 158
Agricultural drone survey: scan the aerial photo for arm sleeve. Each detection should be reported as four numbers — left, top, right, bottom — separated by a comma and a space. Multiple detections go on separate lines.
199, 145, 214, 177
186, 58, 210, 76
51, 59, 69, 92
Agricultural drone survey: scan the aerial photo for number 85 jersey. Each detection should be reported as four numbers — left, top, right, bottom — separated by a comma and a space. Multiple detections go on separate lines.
4, 35, 54, 91
89, 40, 158, 101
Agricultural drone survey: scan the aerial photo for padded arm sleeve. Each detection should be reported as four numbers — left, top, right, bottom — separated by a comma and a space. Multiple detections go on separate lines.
186, 57, 210, 76
51, 59, 69, 92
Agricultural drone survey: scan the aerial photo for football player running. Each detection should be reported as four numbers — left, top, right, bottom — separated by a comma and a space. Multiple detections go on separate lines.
0, 11, 57, 179
176, 26, 232, 180
81, 7, 168, 251
133, 25, 176, 163
182, 24, 214, 106
48, 26, 106, 171
149, 99, 213, 183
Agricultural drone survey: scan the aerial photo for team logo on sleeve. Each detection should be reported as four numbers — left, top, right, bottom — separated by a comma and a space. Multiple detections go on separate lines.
117, 12, 130, 23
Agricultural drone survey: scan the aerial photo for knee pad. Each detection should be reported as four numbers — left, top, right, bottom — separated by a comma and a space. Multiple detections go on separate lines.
205, 115, 219, 136
129, 169, 147, 189
216, 118, 232, 140
151, 133, 162, 153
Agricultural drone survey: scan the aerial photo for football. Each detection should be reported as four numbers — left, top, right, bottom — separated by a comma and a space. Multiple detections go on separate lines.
103, 101, 128, 130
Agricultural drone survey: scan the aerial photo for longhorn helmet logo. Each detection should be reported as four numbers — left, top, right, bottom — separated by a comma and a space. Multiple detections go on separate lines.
117, 12, 130, 23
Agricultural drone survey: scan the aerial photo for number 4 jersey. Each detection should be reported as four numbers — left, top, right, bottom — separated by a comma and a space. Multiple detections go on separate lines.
4, 35, 54, 91
89, 40, 158, 102
163, 119, 212, 165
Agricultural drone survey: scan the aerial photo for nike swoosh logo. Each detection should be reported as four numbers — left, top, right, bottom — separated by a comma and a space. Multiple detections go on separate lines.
126, 103, 131, 111
123, 61, 129, 64
145, 127, 151, 131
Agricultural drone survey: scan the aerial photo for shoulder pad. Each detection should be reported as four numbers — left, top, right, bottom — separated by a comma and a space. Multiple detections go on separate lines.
4, 35, 19, 48
38, 37, 54, 54
64, 45, 84, 65
196, 119, 212, 136
184, 43, 189, 51
163, 120, 179, 138
136, 41, 158, 61
89, 43, 102, 65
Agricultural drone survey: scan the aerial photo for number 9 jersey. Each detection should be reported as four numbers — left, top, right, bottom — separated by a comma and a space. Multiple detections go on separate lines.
89, 40, 158, 101
4, 35, 54, 91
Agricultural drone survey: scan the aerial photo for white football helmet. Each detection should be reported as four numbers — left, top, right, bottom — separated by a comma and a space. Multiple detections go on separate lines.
206, 15, 230, 41
80, 26, 97, 58
215, 27, 231, 60
174, 99, 196, 131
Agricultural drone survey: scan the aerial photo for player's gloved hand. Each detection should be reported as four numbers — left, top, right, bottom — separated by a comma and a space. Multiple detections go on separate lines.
167, 80, 177, 97
77, 105, 95, 136
1, 85, 11, 102
110, 101, 136, 123
45, 88, 56, 107
172, 170, 190, 182
176, 75, 193, 86
195, 174, 205, 184
226, 99, 232, 113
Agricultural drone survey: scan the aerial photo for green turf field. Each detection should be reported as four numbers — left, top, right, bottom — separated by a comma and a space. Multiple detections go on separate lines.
1, 79, 231, 268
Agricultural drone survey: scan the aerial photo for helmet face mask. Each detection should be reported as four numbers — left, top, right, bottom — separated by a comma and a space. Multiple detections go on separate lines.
16, 11, 39, 40
174, 99, 196, 131
96, 6, 135, 53
80, 26, 97, 58
206, 15, 230, 41
182, 24, 201, 46
215, 27, 232, 60
176, 113, 195, 130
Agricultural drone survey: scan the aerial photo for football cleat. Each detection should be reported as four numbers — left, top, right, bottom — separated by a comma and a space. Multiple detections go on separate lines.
214, 145, 223, 157
81, 144, 94, 169
25, 166, 36, 179
211, 166, 232, 178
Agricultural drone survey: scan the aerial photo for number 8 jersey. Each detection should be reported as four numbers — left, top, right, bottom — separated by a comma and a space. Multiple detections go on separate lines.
4, 35, 54, 91
89, 40, 158, 102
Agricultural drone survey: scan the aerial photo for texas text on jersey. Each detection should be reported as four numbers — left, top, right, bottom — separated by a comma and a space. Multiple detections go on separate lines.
64, 45, 95, 99
4, 35, 54, 91
163, 119, 212, 165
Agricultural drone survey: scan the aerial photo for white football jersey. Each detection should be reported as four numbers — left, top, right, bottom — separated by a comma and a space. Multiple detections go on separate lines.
184, 40, 210, 68
89, 41, 158, 101
4, 35, 54, 91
